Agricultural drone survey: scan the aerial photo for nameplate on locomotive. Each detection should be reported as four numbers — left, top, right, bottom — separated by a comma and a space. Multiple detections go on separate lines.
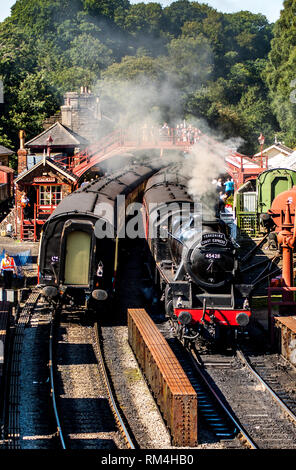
201, 233, 227, 246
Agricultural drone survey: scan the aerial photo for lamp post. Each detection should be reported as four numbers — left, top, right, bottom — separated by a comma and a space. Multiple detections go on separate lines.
258, 133, 265, 168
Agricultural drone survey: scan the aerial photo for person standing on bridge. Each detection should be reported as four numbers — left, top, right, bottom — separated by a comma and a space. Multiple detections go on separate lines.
160, 122, 169, 140
1, 252, 17, 289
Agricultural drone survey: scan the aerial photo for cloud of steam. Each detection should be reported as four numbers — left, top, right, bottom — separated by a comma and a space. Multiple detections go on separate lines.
93, 33, 214, 135
182, 134, 244, 215
76, 22, 244, 194
95, 75, 183, 133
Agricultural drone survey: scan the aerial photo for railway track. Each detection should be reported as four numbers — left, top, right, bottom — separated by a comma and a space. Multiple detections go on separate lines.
4, 289, 42, 449
154, 315, 296, 449
3, 291, 136, 449
155, 319, 247, 448
193, 346, 296, 448
49, 307, 136, 450
237, 347, 296, 427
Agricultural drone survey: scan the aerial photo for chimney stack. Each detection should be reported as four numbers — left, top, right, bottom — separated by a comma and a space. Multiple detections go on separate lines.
18, 130, 28, 174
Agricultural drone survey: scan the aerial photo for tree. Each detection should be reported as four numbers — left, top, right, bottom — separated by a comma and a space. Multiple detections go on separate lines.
265, 0, 296, 146
163, 0, 213, 37
165, 35, 213, 93
9, 72, 61, 140
68, 33, 114, 74
224, 11, 272, 61
11, 0, 84, 35
82, 0, 130, 19
0, 0, 281, 153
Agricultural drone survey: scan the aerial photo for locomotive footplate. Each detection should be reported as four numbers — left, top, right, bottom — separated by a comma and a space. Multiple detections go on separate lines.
174, 307, 251, 327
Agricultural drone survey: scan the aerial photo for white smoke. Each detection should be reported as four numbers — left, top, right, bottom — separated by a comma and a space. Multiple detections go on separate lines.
181, 134, 244, 214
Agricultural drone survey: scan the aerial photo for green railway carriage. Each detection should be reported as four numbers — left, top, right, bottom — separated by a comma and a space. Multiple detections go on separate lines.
235, 168, 296, 238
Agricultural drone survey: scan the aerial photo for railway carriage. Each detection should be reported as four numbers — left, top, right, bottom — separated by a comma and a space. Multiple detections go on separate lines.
235, 168, 296, 238
38, 161, 162, 310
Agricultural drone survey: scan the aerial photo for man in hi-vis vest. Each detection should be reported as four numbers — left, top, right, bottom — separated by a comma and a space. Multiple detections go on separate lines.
1, 252, 17, 288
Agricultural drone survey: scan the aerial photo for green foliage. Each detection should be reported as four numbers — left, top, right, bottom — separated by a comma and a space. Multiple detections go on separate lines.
265, 0, 296, 146
0, 0, 287, 154
82, 0, 129, 19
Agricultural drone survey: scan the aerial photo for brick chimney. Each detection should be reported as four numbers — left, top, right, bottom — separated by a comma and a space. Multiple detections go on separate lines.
60, 88, 102, 142
17, 149, 28, 174
17, 130, 28, 174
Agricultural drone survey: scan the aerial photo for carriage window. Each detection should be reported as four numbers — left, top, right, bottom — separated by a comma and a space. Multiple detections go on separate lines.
64, 231, 91, 285
39, 185, 62, 205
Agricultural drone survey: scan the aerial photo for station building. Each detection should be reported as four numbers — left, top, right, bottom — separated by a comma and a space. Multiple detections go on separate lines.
14, 87, 112, 241
0, 144, 15, 203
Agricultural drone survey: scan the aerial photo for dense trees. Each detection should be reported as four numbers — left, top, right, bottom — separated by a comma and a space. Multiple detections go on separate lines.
265, 0, 296, 147
0, 0, 291, 156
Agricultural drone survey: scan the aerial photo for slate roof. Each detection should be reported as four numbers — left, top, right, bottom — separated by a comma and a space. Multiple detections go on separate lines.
254, 143, 294, 157
25, 122, 89, 148
14, 156, 78, 184
268, 151, 296, 170
0, 145, 14, 156
0, 165, 14, 173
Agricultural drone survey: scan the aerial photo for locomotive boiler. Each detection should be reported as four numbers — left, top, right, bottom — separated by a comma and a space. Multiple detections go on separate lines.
143, 165, 251, 344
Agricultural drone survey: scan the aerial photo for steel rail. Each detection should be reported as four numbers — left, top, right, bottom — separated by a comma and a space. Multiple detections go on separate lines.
237, 348, 296, 425
48, 308, 66, 449
5, 290, 41, 449
190, 347, 258, 449
94, 322, 136, 449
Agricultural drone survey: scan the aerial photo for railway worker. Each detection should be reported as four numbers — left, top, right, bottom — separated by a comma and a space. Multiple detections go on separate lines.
1, 252, 17, 289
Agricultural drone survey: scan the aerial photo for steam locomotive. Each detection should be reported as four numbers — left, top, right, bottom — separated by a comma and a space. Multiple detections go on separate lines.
143, 165, 251, 344
38, 160, 163, 311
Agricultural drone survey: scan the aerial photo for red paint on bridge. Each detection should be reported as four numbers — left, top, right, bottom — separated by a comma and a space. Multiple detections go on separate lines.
54, 127, 267, 188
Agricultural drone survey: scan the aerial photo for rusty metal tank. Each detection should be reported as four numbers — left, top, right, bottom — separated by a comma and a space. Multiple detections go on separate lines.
269, 185, 296, 230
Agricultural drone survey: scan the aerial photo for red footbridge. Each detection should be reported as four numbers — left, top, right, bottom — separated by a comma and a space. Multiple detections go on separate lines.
18, 126, 267, 241
54, 126, 267, 186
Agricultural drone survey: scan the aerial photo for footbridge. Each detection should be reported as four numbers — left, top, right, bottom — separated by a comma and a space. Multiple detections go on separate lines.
54, 126, 267, 187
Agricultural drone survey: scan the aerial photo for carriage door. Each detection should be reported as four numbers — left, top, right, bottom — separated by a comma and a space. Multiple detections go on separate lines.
64, 230, 91, 285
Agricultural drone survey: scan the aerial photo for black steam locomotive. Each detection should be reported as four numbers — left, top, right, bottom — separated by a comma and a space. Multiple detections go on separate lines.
143, 165, 251, 344
38, 161, 162, 311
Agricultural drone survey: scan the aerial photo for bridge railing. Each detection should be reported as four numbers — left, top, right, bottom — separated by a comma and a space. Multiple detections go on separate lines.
54, 125, 201, 175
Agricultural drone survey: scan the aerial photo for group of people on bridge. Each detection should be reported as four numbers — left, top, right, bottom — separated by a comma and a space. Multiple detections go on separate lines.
159, 122, 202, 145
